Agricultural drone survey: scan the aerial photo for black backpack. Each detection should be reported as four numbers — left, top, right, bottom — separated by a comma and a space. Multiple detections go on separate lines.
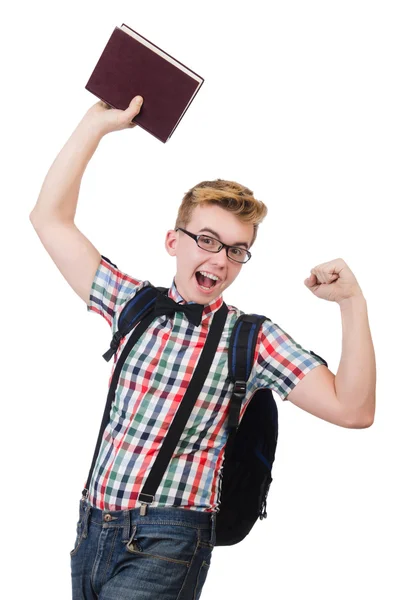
83, 281, 279, 546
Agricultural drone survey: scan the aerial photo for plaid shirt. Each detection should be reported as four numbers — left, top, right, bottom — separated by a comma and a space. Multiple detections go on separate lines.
86, 256, 327, 512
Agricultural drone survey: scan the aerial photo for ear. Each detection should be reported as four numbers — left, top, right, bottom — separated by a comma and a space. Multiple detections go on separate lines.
165, 229, 178, 256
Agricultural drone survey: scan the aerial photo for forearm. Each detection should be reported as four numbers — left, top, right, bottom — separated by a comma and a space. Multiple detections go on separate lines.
335, 294, 376, 424
30, 118, 104, 224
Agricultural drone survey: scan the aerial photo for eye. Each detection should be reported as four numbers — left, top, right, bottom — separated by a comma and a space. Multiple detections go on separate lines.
230, 247, 244, 256
200, 236, 217, 246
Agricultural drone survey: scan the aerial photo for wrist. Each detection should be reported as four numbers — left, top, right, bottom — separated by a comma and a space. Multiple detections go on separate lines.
338, 292, 367, 312
78, 113, 109, 141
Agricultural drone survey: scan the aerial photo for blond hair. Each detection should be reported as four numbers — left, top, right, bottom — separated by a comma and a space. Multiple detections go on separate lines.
175, 179, 268, 246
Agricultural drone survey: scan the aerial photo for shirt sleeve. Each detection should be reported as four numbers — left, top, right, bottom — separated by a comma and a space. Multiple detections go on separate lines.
254, 318, 328, 401
87, 255, 145, 329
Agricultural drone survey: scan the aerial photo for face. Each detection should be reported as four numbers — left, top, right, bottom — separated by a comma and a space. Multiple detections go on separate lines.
165, 204, 254, 303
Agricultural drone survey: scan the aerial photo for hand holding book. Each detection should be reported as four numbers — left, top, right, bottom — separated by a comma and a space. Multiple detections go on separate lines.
83, 96, 144, 136
85, 24, 204, 142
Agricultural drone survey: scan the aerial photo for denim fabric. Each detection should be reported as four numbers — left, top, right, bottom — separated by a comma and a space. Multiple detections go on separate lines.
70, 499, 216, 599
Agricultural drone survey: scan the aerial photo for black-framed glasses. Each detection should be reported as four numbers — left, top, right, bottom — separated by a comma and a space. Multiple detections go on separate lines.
176, 228, 252, 264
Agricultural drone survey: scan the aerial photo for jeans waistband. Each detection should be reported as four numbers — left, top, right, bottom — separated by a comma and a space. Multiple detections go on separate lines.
78, 499, 217, 545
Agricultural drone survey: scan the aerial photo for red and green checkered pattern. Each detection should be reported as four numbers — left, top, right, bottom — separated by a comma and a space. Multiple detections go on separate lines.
85, 256, 326, 511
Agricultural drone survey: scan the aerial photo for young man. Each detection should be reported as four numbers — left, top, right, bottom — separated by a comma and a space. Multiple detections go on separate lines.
30, 96, 376, 600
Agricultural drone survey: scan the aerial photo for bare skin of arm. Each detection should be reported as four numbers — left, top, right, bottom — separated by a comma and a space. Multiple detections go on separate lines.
288, 261, 376, 428
29, 96, 143, 304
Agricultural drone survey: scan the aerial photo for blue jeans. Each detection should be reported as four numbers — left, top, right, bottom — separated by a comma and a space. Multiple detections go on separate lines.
70, 499, 216, 599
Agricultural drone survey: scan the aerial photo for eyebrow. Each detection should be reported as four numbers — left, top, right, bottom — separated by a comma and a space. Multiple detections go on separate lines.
198, 227, 249, 249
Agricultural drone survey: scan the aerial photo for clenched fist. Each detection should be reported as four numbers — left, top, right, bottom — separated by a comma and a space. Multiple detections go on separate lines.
304, 258, 363, 304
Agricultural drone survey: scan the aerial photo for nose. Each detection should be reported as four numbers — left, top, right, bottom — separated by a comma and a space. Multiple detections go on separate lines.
208, 247, 228, 267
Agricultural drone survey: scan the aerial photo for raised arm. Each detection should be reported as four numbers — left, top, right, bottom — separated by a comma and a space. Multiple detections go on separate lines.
29, 96, 143, 304
287, 258, 376, 428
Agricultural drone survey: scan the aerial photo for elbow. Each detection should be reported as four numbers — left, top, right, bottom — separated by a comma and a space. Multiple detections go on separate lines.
29, 209, 49, 230
349, 415, 374, 429
29, 209, 39, 227
345, 401, 375, 429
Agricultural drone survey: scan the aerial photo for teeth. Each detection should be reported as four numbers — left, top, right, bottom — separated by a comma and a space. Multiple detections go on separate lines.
198, 271, 219, 281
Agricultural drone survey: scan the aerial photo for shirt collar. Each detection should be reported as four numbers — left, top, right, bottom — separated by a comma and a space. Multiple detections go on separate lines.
168, 278, 224, 323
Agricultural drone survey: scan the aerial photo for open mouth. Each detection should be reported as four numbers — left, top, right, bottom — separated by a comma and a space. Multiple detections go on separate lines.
195, 271, 219, 291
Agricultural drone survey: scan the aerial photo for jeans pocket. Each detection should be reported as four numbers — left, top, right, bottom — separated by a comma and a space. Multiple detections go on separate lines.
125, 523, 196, 566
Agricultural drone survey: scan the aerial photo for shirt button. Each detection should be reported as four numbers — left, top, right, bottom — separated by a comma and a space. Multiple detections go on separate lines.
104, 514, 112, 522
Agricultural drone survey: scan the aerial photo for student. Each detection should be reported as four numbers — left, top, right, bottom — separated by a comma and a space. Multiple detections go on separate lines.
29, 96, 376, 600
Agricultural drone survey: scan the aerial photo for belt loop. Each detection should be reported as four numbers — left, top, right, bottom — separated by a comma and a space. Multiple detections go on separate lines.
79, 499, 84, 522
122, 510, 131, 543
82, 505, 92, 539
210, 513, 216, 546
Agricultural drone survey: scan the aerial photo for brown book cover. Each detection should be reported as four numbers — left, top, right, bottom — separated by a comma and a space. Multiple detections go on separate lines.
85, 24, 204, 143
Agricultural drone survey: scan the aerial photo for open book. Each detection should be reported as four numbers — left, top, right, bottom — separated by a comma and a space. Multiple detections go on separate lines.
85, 24, 204, 143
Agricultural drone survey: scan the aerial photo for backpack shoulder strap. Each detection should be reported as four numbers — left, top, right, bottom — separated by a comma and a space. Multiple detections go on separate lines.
227, 313, 269, 430
102, 285, 167, 362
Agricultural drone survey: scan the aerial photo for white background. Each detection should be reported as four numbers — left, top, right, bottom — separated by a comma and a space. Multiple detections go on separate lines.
1, 0, 396, 598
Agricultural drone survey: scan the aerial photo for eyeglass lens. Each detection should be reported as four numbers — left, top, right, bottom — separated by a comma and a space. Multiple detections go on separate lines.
197, 235, 249, 263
